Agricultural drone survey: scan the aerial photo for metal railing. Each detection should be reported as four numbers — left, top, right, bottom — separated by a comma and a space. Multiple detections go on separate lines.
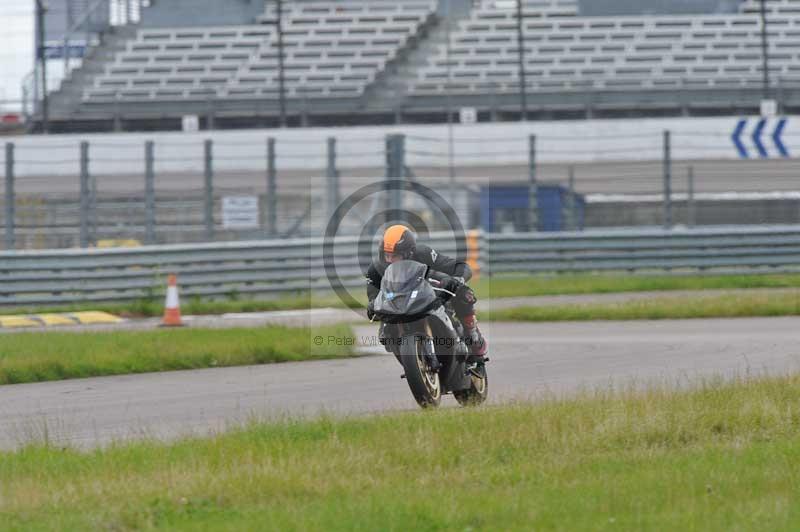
1, 226, 799, 307
486, 225, 800, 274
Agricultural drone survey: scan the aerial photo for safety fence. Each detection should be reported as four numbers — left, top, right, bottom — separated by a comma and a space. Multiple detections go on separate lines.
4, 124, 800, 250
1, 226, 799, 307
487, 225, 800, 274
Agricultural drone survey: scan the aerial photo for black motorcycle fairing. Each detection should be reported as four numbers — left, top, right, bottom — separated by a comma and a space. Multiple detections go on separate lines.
371, 260, 443, 321
383, 306, 466, 361
426, 306, 461, 352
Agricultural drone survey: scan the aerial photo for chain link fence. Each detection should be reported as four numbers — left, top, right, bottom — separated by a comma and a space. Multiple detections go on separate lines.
2, 126, 800, 250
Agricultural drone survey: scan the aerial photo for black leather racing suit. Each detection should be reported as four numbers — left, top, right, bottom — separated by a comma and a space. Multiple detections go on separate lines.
366, 243, 477, 319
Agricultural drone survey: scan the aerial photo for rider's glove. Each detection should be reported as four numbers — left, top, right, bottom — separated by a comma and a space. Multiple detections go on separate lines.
442, 276, 463, 295
366, 300, 376, 321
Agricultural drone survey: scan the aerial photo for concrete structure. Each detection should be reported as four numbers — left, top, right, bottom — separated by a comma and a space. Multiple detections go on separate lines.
35, 0, 800, 132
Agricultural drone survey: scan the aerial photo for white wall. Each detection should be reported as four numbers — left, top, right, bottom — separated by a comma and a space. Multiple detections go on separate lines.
2, 116, 796, 176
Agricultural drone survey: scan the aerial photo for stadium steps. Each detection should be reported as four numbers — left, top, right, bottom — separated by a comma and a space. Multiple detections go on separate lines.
361, 7, 470, 112
49, 25, 141, 117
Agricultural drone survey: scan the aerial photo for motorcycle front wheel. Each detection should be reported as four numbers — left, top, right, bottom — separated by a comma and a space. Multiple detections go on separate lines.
399, 334, 441, 409
453, 364, 488, 407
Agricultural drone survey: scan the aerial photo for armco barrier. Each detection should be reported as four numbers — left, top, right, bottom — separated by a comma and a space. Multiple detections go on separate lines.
0, 233, 463, 307
485, 226, 800, 274
1, 226, 800, 306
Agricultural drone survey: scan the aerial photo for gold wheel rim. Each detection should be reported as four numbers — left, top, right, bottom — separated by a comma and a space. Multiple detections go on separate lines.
416, 342, 440, 399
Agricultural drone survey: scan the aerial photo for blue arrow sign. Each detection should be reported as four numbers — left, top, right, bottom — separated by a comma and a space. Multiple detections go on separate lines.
752, 118, 768, 158
772, 118, 789, 158
732, 118, 790, 159
732, 119, 748, 158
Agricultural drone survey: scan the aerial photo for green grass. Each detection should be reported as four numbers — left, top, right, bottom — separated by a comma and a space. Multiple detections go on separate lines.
474, 272, 800, 299
0, 325, 355, 385
6, 273, 800, 318
488, 290, 800, 322
3, 374, 800, 530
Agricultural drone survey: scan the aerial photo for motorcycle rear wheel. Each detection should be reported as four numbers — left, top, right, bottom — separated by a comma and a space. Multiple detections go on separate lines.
399, 334, 441, 409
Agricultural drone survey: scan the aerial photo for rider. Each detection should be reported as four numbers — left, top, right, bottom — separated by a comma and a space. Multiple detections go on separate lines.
366, 224, 487, 361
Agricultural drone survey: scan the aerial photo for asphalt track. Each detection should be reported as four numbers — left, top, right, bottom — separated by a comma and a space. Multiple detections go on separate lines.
1, 316, 799, 450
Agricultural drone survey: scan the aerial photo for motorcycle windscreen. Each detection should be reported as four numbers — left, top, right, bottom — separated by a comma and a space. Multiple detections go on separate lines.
372, 260, 439, 316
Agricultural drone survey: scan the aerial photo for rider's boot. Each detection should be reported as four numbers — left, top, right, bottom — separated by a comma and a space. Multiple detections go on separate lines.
462, 314, 487, 363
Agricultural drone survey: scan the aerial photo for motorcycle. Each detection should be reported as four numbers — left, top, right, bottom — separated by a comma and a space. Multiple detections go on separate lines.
369, 260, 488, 409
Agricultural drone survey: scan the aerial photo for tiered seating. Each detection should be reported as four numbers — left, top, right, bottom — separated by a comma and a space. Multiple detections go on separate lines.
84, 26, 272, 101
740, 0, 800, 15
84, 1, 436, 102
228, 1, 436, 99
410, 0, 800, 95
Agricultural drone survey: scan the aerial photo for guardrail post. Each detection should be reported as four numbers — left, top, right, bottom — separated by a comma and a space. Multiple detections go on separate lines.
528, 134, 538, 232
393, 134, 404, 216
79, 141, 90, 248
204, 139, 214, 240
663, 130, 672, 230
687, 165, 695, 228
385, 134, 405, 221
384, 134, 392, 180
564, 164, 577, 231
4, 142, 14, 250
90, 163, 97, 246
266, 137, 277, 237
144, 140, 155, 244
326, 137, 340, 229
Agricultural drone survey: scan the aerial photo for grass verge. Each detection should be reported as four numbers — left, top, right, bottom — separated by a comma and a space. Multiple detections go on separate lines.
475, 272, 800, 299
2, 374, 800, 530
0, 325, 355, 385
488, 290, 800, 322
6, 273, 800, 318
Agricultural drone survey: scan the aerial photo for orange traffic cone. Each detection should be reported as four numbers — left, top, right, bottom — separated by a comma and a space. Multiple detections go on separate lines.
161, 274, 184, 327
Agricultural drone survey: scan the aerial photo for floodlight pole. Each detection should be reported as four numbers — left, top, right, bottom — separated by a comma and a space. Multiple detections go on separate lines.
516, 0, 528, 120
35, 0, 49, 134
277, 0, 287, 127
759, 0, 770, 100
445, 0, 456, 201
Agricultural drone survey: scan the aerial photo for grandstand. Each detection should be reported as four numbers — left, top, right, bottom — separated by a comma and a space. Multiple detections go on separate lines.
38, 0, 800, 132
83, 2, 435, 103
579, 0, 741, 16
411, 0, 800, 101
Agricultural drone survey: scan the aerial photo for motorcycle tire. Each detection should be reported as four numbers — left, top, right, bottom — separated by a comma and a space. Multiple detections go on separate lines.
399, 334, 441, 409
453, 364, 488, 407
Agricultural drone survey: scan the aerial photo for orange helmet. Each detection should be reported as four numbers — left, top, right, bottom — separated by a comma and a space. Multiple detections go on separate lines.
380, 224, 417, 260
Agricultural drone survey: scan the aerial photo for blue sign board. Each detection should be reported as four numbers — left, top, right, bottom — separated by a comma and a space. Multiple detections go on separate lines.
44, 42, 87, 60
479, 184, 585, 232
